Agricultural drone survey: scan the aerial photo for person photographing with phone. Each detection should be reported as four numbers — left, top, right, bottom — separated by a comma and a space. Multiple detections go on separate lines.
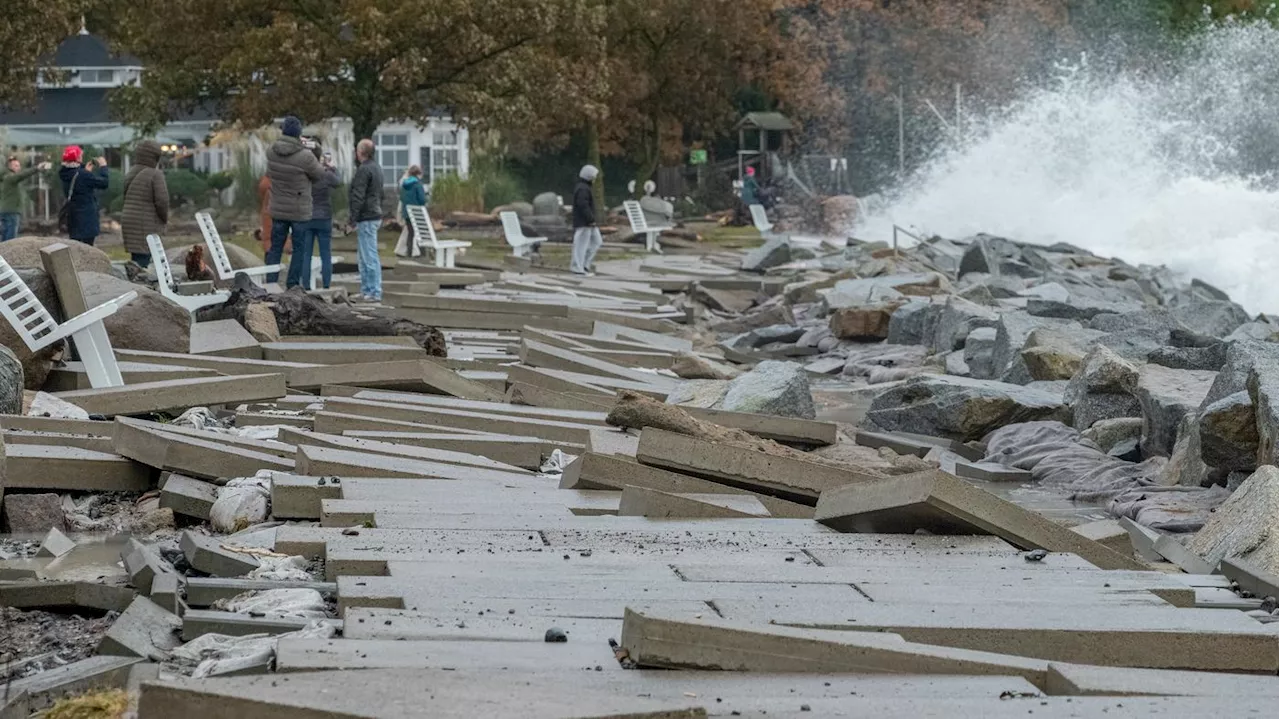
58, 145, 110, 245
0, 155, 52, 241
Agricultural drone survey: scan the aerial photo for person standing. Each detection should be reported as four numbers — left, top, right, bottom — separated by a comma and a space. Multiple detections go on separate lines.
266, 116, 324, 286
570, 164, 602, 276
394, 165, 427, 257
0, 156, 51, 241
290, 145, 340, 290
58, 146, 110, 246
348, 138, 384, 302
120, 139, 169, 268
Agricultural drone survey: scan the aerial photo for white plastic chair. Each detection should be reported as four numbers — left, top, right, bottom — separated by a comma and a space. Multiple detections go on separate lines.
406, 205, 471, 268
0, 255, 135, 388
623, 200, 670, 254
147, 234, 230, 321
195, 211, 280, 285
499, 212, 543, 258
749, 204, 775, 237
308, 253, 345, 291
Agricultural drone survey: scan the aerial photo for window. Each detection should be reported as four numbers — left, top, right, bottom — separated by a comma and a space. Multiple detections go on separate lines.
78, 69, 116, 85
375, 132, 409, 186
429, 128, 460, 181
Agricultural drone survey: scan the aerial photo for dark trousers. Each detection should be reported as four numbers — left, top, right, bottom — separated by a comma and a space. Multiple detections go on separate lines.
288, 218, 334, 290
267, 218, 305, 285
130, 252, 152, 269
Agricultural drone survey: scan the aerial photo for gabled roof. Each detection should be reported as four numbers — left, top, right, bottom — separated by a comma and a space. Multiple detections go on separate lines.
44, 31, 140, 68
0, 88, 215, 127
737, 112, 794, 132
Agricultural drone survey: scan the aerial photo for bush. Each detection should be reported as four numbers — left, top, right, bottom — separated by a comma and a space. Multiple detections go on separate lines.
164, 169, 210, 207
479, 169, 526, 209
100, 168, 125, 215
207, 171, 234, 192
429, 173, 485, 214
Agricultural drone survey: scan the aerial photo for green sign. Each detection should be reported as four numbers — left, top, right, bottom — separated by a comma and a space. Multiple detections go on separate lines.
689, 149, 708, 165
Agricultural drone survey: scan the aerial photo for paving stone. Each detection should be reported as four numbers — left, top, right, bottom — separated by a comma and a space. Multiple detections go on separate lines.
190, 319, 263, 359
274, 637, 618, 674
1117, 516, 1166, 563
2, 492, 68, 533
854, 429, 984, 461
43, 360, 222, 392
184, 577, 337, 608
270, 474, 346, 520
182, 609, 314, 640
636, 428, 875, 505
280, 428, 529, 474
55, 373, 287, 416
519, 339, 677, 389
1044, 662, 1280, 696
158, 472, 220, 520
180, 530, 261, 577
36, 526, 76, 558
953, 461, 1033, 482
294, 444, 530, 482
814, 470, 1149, 571
1219, 556, 1279, 599
1, 444, 151, 492
97, 596, 183, 659
616, 486, 771, 519
1068, 519, 1133, 555
4, 656, 141, 716
330, 388, 609, 426
122, 538, 175, 595
3, 428, 116, 453
322, 396, 597, 446
260, 342, 425, 364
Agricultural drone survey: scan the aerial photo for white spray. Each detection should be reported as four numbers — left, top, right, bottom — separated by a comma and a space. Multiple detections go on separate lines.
859, 21, 1279, 315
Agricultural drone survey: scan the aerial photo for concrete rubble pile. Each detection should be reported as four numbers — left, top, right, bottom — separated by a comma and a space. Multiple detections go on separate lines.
1, 233, 1276, 718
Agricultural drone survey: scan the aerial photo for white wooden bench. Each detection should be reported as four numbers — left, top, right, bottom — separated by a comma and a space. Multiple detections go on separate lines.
0, 255, 135, 388
499, 212, 543, 258
406, 205, 471, 268
196, 211, 281, 285
749, 204, 776, 237
623, 200, 670, 254
147, 234, 230, 320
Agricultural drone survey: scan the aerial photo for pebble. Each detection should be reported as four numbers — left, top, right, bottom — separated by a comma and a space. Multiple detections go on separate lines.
544, 627, 568, 643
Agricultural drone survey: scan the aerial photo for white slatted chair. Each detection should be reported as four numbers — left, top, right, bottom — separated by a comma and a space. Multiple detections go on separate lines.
499, 212, 543, 258
749, 204, 776, 237
623, 200, 670, 254
308, 254, 345, 291
406, 205, 471, 268
0, 255, 135, 388
147, 234, 229, 321
196, 211, 280, 285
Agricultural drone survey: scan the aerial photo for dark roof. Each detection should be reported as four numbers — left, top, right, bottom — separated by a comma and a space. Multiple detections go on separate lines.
0, 88, 215, 126
45, 32, 140, 68
737, 112, 794, 131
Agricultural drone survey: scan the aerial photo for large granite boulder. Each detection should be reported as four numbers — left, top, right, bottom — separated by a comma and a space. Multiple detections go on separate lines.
992, 311, 1079, 385
531, 192, 561, 217
1, 268, 64, 389
1248, 359, 1279, 468
829, 302, 901, 340
1124, 364, 1217, 458
931, 296, 998, 353
0, 345, 23, 414
78, 271, 192, 354
741, 237, 791, 273
964, 327, 998, 379
866, 375, 1069, 441
720, 360, 816, 419
1171, 300, 1251, 339
1197, 391, 1259, 471
1188, 465, 1278, 576
886, 300, 940, 346
0, 236, 113, 274
1063, 345, 1142, 430
823, 273, 947, 310
1020, 326, 1107, 382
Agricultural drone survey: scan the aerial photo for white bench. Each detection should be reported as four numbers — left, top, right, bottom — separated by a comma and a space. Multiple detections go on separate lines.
623, 200, 670, 253
499, 212, 543, 258
147, 234, 230, 320
406, 205, 471, 268
196, 211, 281, 285
749, 204, 776, 237
0, 255, 135, 388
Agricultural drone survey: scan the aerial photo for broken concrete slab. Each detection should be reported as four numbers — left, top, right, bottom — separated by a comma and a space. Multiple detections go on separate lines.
149, 572, 181, 615
274, 637, 618, 674
97, 596, 183, 659
182, 610, 313, 640
190, 319, 263, 359
328, 387, 609, 426
279, 428, 529, 474
288, 359, 504, 401
679, 405, 837, 447
270, 474, 346, 520
260, 342, 425, 364
618, 486, 770, 519
1153, 534, 1217, 575
180, 530, 261, 577
4, 656, 141, 716
519, 339, 677, 389
1, 443, 151, 492
56, 373, 287, 416
636, 428, 874, 505
1069, 519, 1133, 555
122, 538, 175, 595
112, 417, 295, 479
322, 396, 596, 446
0, 415, 114, 436
43, 360, 222, 392
0, 581, 134, 613
294, 444, 529, 482
2, 492, 67, 533
1117, 516, 1166, 563
953, 461, 1033, 482
1044, 662, 1280, 696
36, 526, 76, 558
158, 472, 220, 520
3, 428, 116, 453
184, 577, 337, 608
814, 470, 1148, 571
1219, 556, 1279, 600
854, 429, 984, 462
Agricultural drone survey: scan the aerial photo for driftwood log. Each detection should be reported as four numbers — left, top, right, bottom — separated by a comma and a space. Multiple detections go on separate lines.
199, 274, 446, 356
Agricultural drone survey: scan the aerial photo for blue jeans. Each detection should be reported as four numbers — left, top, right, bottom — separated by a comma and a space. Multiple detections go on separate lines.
267, 218, 306, 284
0, 212, 20, 241
286, 219, 335, 290
356, 219, 382, 299
130, 252, 152, 269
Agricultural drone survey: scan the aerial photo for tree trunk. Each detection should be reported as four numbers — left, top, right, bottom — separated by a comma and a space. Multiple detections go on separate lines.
199, 275, 446, 357
633, 116, 661, 192
586, 117, 604, 218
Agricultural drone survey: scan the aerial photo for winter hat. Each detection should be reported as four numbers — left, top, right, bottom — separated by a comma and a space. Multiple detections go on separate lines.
281, 116, 303, 138
745, 166, 755, 177
62, 146, 83, 163
579, 164, 599, 181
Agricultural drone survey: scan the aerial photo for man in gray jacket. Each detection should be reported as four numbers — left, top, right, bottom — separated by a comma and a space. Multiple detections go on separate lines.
266, 115, 324, 284
347, 138, 384, 301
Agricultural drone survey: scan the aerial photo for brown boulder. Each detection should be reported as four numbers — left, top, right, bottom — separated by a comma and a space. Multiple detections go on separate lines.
829, 302, 901, 340
77, 271, 191, 354
1, 268, 65, 389
0, 236, 112, 274
2, 493, 68, 533
166, 243, 263, 281
243, 303, 281, 342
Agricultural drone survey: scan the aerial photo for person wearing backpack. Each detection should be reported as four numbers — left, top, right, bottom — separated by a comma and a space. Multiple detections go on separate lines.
58, 146, 110, 245
120, 139, 170, 268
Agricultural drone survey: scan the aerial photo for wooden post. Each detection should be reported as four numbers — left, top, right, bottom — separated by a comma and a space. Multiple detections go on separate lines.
40, 243, 89, 319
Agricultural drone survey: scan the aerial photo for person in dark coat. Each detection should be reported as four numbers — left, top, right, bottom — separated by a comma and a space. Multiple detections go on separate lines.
265, 116, 324, 285
347, 138, 384, 301
288, 144, 340, 289
120, 139, 169, 268
570, 164, 601, 275
58, 146, 109, 245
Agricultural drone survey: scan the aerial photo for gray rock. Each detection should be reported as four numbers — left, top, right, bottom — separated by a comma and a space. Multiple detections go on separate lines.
0, 236, 113, 273
944, 351, 971, 377
1126, 364, 1217, 458
842, 343, 930, 379
1026, 380, 1070, 401
932, 296, 999, 353
829, 302, 900, 340
78, 271, 191, 354
689, 284, 757, 313
1082, 417, 1145, 454
1020, 326, 1107, 381
823, 273, 945, 310
1019, 282, 1071, 303
710, 304, 794, 335
1159, 414, 1215, 487
1172, 300, 1251, 338
956, 234, 1027, 277
1188, 465, 1278, 577
1027, 297, 1139, 322
666, 380, 729, 409
1225, 321, 1278, 343
815, 336, 840, 353
1, 268, 64, 390
2, 493, 67, 533
531, 192, 561, 217
1108, 437, 1142, 462
964, 274, 1027, 300
492, 201, 535, 218
964, 327, 998, 379
1248, 359, 1279, 467
747, 324, 806, 347
741, 237, 791, 273
865, 375, 1068, 441
886, 300, 939, 345
0, 345, 23, 414
1148, 343, 1228, 371
1063, 345, 1143, 430
1087, 308, 1177, 334
1096, 328, 1175, 363
720, 360, 815, 419
1203, 340, 1277, 408
796, 326, 831, 348
992, 311, 1080, 385
1198, 391, 1260, 471
1071, 393, 1144, 431
1190, 278, 1231, 302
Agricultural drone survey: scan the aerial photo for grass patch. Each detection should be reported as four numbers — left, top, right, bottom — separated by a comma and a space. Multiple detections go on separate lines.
41, 689, 128, 719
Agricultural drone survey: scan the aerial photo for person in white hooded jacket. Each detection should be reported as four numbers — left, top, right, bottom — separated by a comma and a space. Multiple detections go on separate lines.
570, 164, 602, 275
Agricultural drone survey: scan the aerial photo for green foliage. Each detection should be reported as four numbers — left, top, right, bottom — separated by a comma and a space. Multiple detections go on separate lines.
207, 171, 234, 192
230, 148, 259, 213
101, 168, 125, 216
429, 173, 485, 214
478, 169, 526, 209
163, 169, 209, 207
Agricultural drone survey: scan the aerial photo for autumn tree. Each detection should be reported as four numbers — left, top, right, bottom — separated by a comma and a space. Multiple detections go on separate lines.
0, 0, 92, 108
101, 0, 606, 143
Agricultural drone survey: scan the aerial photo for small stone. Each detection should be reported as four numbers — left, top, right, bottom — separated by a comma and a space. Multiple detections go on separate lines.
341, 527, 361, 536
544, 627, 568, 643
1024, 549, 1048, 562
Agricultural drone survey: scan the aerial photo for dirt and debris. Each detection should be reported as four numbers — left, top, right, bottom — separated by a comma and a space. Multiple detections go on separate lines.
0, 606, 116, 681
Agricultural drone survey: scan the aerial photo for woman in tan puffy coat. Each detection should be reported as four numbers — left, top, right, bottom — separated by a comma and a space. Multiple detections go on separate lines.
120, 139, 169, 268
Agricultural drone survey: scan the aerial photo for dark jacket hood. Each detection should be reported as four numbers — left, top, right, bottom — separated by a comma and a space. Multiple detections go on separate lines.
401, 176, 421, 189
132, 140, 162, 168
271, 136, 305, 157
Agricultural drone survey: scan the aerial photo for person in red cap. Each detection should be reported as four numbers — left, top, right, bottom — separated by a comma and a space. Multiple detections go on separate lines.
58, 145, 110, 245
